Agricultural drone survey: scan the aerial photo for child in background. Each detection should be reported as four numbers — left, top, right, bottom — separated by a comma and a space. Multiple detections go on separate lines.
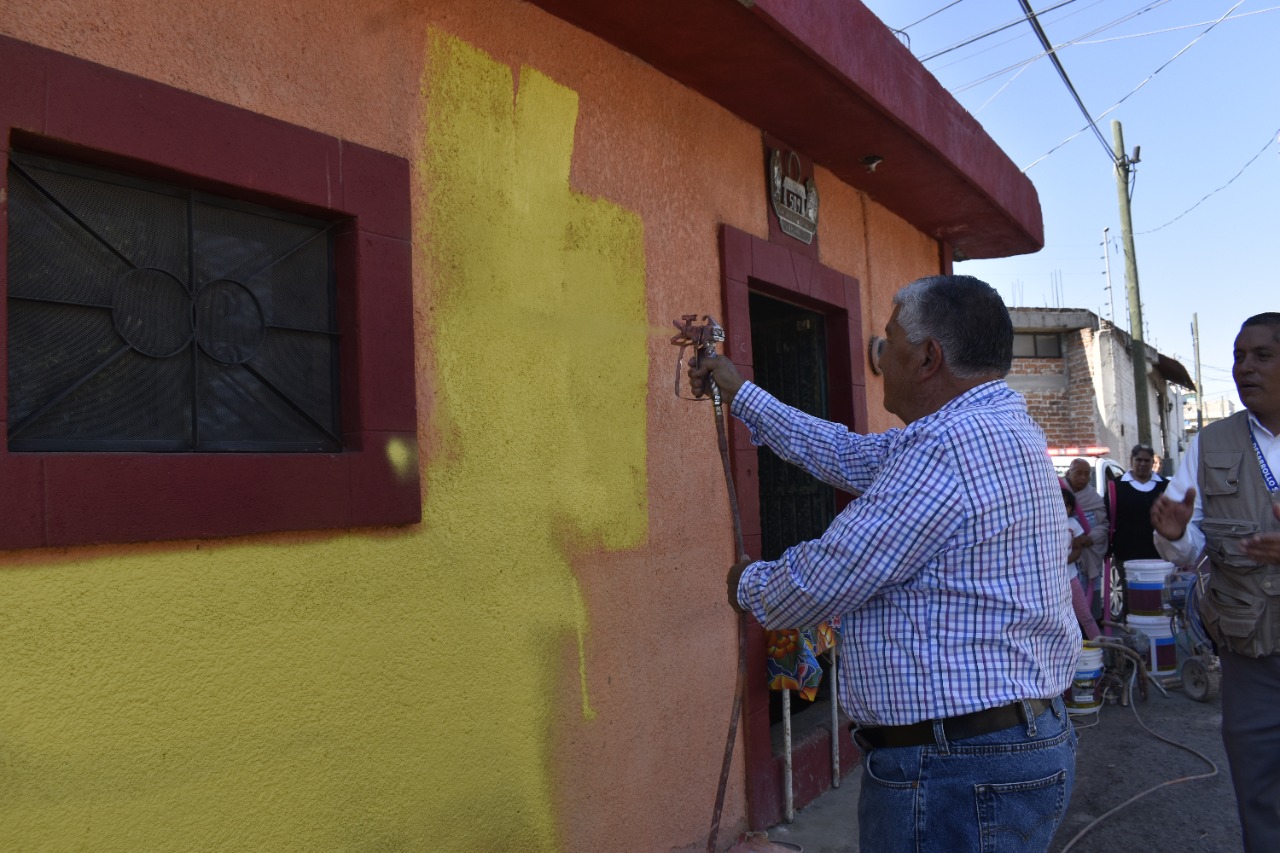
1064, 486, 1102, 640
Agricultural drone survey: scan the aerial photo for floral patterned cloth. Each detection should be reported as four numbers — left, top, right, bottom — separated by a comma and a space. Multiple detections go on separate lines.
765, 618, 841, 701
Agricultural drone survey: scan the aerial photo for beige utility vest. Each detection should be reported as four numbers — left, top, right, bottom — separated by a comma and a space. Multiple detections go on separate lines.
1197, 411, 1280, 658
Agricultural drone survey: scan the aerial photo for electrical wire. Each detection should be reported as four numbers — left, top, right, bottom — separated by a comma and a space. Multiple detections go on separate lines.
920, 0, 1082, 62
1138, 127, 1280, 235
900, 0, 967, 31
972, 61, 1032, 115
1022, 0, 1246, 172
950, 0, 1172, 93
1017, 0, 1116, 162
1075, 5, 1280, 44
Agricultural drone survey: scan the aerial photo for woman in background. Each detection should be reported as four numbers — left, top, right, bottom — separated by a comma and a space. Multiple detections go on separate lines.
1107, 444, 1169, 619
1064, 486, 1102, 640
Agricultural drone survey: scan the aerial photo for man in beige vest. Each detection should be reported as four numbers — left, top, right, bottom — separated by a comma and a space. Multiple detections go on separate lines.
1153, 312, 1280, 852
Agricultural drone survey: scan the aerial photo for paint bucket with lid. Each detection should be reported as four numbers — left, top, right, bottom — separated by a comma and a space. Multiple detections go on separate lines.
1128, 613, 1177, 676
1066, 645, 1105, 715
1125, 559, 1174, 616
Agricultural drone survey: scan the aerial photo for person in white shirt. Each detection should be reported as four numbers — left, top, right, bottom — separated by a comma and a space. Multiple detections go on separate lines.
1152, 312, 1280, 852
1107, 444, 1169, 619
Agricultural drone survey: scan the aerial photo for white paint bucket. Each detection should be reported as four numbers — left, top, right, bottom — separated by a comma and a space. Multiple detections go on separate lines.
1125, 559, 1174, 615
1066, 645, 1105, 715
1128, 613, 1177, 675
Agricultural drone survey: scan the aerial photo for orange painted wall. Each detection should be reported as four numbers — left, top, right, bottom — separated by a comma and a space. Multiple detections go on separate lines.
0, 1, 944, 849
814, 171, 944, 433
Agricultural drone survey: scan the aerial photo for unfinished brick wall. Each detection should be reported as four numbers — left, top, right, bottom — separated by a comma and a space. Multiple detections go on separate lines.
1015, 330, 1102, 448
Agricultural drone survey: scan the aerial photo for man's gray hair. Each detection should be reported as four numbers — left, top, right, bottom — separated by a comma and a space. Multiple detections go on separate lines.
893, 275, 1013, 378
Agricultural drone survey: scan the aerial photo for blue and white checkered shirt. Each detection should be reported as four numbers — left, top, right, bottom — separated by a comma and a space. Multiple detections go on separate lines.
733, 380, 1079, 726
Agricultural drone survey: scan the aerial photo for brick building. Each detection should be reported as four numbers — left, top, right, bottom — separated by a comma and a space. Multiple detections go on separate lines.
1006, 308, 1195, 475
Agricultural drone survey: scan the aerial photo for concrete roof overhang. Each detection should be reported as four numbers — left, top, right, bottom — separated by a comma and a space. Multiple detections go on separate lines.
527, 0, 1044, 260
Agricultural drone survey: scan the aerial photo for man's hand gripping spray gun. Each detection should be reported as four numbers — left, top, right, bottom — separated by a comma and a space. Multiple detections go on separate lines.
670, 314, 747, 559
670, 314, 749, 853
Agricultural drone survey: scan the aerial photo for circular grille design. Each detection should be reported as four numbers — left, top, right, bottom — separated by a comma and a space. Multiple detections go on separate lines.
195, 279, 266, 365
112, 268, 194, 358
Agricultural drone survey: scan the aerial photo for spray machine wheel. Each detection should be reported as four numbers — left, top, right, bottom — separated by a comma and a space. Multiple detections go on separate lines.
1108, 561, 1128, 622
1180, 655, 1221, 703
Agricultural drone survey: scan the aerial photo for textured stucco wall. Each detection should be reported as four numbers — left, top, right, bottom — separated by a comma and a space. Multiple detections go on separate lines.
855, 205, 944, 433
0, 1, 943, 850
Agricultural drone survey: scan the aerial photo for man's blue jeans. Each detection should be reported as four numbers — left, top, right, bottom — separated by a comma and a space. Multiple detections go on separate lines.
856, 697, 1076, 853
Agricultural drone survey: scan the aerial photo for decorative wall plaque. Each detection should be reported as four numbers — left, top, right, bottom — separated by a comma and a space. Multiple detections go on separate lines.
769, 148, 819, 244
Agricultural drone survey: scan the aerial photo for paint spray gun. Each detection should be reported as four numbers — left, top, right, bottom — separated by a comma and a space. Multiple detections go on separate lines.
670, 314, 727, 409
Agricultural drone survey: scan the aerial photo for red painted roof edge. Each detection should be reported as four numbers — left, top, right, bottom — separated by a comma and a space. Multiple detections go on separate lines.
527, 0, 1043, 260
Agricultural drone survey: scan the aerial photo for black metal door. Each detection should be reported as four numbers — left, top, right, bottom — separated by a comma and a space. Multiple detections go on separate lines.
749, 292, 836, 562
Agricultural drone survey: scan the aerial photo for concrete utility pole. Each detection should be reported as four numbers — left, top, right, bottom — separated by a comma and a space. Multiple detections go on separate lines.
1112, 120, 1152, 446
1193, 314, 1204, 432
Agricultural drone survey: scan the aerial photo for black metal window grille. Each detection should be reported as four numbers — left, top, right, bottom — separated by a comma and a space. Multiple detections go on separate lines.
749, 292, 836, 563
6, 151, 341, 452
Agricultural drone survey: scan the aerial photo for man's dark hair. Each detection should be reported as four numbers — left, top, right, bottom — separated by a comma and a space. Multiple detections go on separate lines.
894, 275, 1013, 378
1241, 313, 1280, 337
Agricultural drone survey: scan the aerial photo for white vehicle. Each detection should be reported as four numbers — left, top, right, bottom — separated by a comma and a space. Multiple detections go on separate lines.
1047, 446, 1124, 495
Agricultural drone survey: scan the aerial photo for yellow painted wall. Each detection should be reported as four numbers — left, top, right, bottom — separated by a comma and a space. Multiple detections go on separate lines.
0, 26, 649, 852
0, 1, 948, 850
417, 31, 651, 848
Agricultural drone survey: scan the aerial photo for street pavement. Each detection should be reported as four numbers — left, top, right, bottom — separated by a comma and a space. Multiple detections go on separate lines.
754, 678, 1240, 853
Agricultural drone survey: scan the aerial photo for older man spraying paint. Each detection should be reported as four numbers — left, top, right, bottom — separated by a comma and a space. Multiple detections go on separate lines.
689, 275, 1078, 853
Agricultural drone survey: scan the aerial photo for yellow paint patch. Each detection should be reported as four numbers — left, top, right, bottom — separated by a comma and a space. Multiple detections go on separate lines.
413, 30, 649, 852
384, 434, 417, 481
0, 29, 647, 853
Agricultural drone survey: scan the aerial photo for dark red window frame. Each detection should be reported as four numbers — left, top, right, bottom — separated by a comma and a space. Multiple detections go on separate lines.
0, 35, 420, 549
719, 223, 867, 828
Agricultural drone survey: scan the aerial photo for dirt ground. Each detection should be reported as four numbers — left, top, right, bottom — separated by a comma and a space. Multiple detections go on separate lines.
1051, 677, 1239, 852
768, 670, 1242, 852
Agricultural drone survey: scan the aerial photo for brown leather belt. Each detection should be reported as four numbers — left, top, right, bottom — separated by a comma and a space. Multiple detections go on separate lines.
853, 698, 1051, 750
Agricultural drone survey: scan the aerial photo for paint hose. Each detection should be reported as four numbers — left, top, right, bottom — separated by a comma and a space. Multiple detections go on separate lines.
669, 315, 749, 853
1061, 638, 1219, 852
706, 375, 751, 853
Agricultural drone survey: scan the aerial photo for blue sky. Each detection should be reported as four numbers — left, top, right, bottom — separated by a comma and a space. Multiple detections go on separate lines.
859, 0, 1279, 407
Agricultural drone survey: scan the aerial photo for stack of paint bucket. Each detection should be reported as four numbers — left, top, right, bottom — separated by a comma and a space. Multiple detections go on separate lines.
1124, 559, 1178, 677
1066, 644, 1105, 716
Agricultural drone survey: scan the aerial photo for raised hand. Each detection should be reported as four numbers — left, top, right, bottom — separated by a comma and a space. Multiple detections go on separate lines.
1151, 487, 1196, 541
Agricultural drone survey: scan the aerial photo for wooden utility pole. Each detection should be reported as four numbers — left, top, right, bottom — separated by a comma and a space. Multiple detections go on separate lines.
1193, 314, 1204, 432
1112, 120, 1152, 445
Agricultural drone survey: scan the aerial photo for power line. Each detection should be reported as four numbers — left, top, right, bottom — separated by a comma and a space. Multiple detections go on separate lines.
1139, 127, 1280, 234
901, 0, 967, 31
930, 0, 1112, 74
1074, 5, 1280, 44
1022, 0, 1246, 172
919, 0, 1082, 62
951, 0, 1173, 94
1017, 0, 1115, 161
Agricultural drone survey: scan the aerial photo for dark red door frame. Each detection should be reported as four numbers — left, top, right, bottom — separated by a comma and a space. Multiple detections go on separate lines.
718, 223, 868, 828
